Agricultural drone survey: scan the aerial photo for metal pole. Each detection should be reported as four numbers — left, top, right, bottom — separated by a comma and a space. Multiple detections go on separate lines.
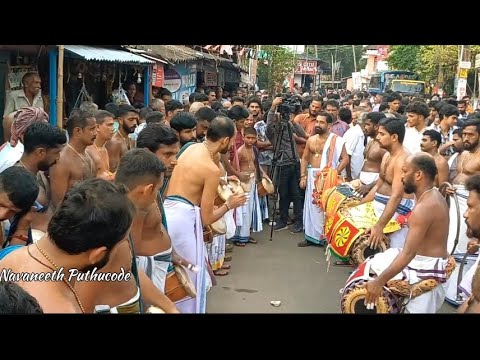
57, 45, 64, 130
352, 45, 357, 72
331, 53, 334, 88
143, 65, 151, 106
48, 47, 58, 127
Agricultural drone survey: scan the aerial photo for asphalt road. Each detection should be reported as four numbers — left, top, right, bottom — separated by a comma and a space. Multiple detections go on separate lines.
206, 225, 458, 314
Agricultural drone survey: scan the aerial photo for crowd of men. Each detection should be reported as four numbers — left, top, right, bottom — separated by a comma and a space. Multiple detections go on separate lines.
0, 70, 479, 313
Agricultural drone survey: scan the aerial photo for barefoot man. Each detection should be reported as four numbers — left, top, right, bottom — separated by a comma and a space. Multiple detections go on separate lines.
49, 110, 96, 210
357, 118, 415, 249
357, 112, 387, 196
444, 117, 480, 305
299, 111, 348, 247
364, 153, 452, 313
164, 116, 247, 313
106, 104, 138, 172
86, 110, 115, 181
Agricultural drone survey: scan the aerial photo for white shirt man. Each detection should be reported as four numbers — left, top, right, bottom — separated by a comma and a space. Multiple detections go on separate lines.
343, 122, 365, 179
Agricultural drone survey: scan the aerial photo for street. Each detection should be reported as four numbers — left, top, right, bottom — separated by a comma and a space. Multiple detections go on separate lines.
206, 225, 458, 314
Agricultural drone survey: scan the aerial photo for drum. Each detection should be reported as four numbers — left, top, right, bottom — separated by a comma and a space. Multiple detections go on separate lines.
210, 217, 227, 235
228, 180, 245, 195
257, 178, 274, 197
165, 265, 197, 303
215, 184, 233, 207
318, 183, 361, 218
326, 202, 399, 265
341, 259, 401, 314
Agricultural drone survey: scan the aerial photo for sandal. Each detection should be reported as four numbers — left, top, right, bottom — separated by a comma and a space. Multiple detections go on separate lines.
233, 241, 246, 247
221, 264, 231, 270
334, 260, 353, 267
213, 269, 229, 276
224, 255, 232, 262
248, 237, 258, 244
297, 240, 312, 247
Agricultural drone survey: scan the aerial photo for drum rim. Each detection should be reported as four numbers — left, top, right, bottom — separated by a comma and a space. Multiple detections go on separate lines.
174, 265, 197, 297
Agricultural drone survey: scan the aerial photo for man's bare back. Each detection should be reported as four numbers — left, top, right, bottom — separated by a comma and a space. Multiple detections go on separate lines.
0, 246, 81, 313
362, 140, 386, 173
49, 145, 95, 209
407, 189, 449, 258
106, 134, 129, 172
433, 154, 449, 188
167, 143, 220, 206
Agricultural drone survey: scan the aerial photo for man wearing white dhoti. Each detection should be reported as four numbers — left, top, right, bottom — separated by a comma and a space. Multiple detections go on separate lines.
365, 153, 452, 313
298, 112, 348, 247
443, 118, 480, 305
357, 118, 415, 250
164, 117, 246, 313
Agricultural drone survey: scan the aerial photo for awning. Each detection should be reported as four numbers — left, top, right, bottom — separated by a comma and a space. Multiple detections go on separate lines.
64, 45, 154, 65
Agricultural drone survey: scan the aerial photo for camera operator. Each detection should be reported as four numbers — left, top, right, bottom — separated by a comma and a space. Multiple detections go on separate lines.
266, 96, 303, 233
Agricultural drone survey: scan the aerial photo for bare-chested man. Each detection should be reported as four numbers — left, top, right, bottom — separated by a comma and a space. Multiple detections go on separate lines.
364, 153, 451, 313
105, 104, 138, 172
49, 110, 96, 210
135, 124, 192, 295
357, 112, 387, 196
231, 126, 270, 246
358, 117, 415, 249
137, 123, 179, 200
75, 149, 179, 313
444, 117, 480, 305
9, 123, 66, 244
86, 110, 115, 181
299, 111, 348, 247
0, 178, 134, 313
456, 174, 480, 313
420, 129, 448, 187
164, 116, 247, 313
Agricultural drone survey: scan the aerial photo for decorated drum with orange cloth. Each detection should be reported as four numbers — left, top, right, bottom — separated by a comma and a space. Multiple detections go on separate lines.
326, 202, 400, 265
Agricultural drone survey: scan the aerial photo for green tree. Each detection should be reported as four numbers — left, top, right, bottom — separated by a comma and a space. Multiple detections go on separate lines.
386, 45, 420, 72
257, 46, 297, 93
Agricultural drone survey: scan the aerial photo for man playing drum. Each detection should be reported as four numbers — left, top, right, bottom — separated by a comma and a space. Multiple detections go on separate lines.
357, 112, 387, 196
164, 116, 246, 313
364, 153, 451, 313
357, 118, 415, 249
444, 117, 480, 305
299, 112, 348, 247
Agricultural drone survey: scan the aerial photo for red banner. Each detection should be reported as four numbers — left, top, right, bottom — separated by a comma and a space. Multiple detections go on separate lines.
295, 60, 317, 75
152, 63, 164, 88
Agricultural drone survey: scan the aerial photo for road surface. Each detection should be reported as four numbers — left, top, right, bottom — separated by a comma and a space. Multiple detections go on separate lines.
206, 226, 457, 314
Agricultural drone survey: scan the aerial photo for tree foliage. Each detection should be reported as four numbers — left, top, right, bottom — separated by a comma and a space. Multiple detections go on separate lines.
386, 45, 420, 72
257, 45, 297, 93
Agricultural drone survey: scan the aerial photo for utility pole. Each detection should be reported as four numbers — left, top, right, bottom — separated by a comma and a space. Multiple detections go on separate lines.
352, 45, 357, 72
331, 53, 334, 88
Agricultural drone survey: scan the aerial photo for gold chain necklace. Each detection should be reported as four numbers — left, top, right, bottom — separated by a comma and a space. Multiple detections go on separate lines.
34, 242, 86, 314
67, 144, 92, 174
202, 141, 214, 160
314, 134, 323, 158
117, 131, 130, 150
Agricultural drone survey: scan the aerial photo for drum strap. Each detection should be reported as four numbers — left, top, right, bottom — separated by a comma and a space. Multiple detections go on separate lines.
128, 233, 144, 314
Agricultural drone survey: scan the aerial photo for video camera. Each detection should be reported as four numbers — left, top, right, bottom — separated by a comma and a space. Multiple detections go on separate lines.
277, 94, 302, 119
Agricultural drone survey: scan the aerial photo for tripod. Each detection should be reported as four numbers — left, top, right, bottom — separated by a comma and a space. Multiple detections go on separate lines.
268, 111, 299, 241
